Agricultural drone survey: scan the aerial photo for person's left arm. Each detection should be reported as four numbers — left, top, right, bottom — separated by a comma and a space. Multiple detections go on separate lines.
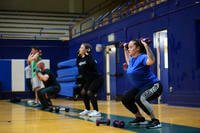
87, 56, 96, 67
141, 40, 155, 65
87, 56, 98, 75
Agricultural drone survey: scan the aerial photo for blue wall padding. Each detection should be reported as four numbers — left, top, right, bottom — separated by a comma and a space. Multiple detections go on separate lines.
0, 60, 11, 91
56, 75, 77, 82
57, 58, 77, 68
57, 67, 78, 78
0, 39, 68, 77
58, 82, 76, 97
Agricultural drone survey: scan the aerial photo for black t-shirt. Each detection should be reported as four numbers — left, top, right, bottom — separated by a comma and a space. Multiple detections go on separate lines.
76, 55, 100, 82
41, 69, 59, 87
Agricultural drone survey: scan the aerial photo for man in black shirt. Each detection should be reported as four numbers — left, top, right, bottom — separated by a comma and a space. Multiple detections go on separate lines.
36, 61, 60, 108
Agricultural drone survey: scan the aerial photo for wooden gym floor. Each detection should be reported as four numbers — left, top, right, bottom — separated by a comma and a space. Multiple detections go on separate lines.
0, 99, 200, 133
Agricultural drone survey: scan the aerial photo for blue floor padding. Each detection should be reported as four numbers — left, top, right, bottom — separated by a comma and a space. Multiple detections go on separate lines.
57, 58, 76, 68
58, 82, 76, 97
56, 76, 77, 82
57, 67, 78, 78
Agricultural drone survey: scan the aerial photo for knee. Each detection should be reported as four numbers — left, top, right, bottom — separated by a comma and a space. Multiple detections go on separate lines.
87, 90, 96, 98
80, 89, 86, 96
135, 95, 145, 105
40, 89, 46, 96
135, 95, 140, 102
121, 94, 129, 105
37, 89, 42, 96
56, 85, 61, 93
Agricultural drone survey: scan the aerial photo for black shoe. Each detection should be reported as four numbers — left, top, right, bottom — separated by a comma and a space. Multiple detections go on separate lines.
129, 117, 146, 124
146, 118, 162, 129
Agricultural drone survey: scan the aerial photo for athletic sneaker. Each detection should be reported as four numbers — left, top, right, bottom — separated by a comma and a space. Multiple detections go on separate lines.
128, 117, 146, 124
31, 102, 41, 107
27, 100, 35, 106
88, 110, 101, 117
146, 118, 162, 128
79, 109, 90, 116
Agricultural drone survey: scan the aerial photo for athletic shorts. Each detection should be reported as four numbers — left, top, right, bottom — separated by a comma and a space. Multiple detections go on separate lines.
31, 77, 42, 91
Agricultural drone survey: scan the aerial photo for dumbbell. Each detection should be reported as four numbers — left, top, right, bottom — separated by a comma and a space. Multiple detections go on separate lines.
49, 107, 53, 112
112, 120, 125, 128
55, 107, 60, 113
140, 37, 152, 45
119, 42, 128, 49
65, 107, 70, 112
96, 119, 110, 126
123, 63, 128, 71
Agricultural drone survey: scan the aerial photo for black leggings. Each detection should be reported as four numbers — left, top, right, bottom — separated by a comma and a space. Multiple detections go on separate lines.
37, 85, 60, 107
81, 76, 103, 111
122, 82, 162, 115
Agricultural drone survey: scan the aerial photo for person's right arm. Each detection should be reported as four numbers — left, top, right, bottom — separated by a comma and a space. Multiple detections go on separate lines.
31, 53, 39, 61
27, 52, 33, 65
123, 43, 130, 65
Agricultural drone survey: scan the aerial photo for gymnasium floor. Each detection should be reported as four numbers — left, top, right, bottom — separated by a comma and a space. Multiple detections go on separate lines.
0, 99, 200, 133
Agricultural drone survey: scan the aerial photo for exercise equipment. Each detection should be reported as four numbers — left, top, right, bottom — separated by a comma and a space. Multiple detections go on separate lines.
48, 106, 70, 113
113, 120, 125, 128
123, 63, 128, 71
96, 119, 110, 126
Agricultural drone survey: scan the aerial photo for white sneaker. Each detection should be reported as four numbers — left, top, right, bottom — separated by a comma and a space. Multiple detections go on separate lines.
79, 109, 90, 116
27, 100, 35, 106
88, 110, 101, 117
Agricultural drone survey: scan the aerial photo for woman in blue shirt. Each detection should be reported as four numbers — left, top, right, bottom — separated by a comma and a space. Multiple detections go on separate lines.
122, 39, 162, 128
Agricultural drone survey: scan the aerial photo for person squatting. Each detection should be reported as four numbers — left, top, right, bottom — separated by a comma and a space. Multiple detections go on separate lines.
35, 61, 60, 109
76, 43, 103, 117
121, 38, 163, 128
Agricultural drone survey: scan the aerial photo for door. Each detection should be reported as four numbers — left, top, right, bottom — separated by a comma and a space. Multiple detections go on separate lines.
153, 30, 168, 103
105, 45, 116, 100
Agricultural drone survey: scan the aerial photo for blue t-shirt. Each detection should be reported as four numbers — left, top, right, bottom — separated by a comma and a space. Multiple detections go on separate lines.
126, 53, 159, 89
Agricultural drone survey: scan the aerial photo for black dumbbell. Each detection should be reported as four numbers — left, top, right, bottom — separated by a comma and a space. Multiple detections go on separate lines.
140, 37, 152, 45
55, 107, 60, 113
113, 120, 125, 128
96, 119, 110, 126
49, 107, 53, 112
119, 42, 128, 49
65, 107, 70, 112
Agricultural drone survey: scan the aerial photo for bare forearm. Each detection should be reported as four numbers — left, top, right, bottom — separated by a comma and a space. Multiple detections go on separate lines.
144, 45, 155, 65
32, 53, 39, 61
27, 55, 33, 64
124, 49, 130, 65
36, 72, 49, 81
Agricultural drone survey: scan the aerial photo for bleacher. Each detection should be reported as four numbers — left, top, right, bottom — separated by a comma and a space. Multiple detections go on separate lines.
72, 0, 167, 38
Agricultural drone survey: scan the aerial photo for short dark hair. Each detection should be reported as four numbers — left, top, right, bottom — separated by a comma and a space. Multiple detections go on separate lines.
31, 47, 40, 51
82, 43, 92, 53
132, 40, 146, 53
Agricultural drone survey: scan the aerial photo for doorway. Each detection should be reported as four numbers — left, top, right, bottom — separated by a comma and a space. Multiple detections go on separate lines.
153, 29, 168, 103
105, 44, 116, 100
